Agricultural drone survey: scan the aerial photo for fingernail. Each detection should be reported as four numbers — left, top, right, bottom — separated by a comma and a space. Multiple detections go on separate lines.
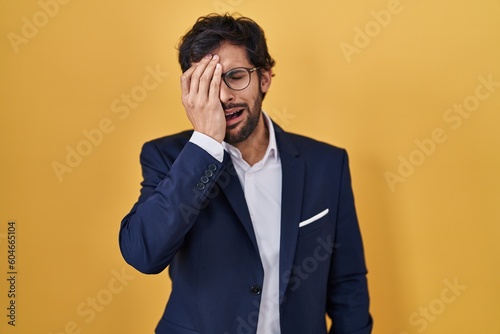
213, 54, 219, 60
204, 54, 212, 59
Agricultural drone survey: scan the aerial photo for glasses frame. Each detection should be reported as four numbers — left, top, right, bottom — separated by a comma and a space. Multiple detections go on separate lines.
221, 67, 260, 91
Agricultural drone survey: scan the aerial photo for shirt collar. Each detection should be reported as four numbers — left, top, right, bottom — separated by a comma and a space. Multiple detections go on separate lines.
222, 111, 279, 164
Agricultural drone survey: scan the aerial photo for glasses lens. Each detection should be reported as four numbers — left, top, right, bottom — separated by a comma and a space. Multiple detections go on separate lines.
225, 68, 250, 90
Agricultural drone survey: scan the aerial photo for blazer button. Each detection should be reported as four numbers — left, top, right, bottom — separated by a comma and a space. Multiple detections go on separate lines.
196, 182, 205, 190
200, 175, 209, 184
204, 169, 213, 177
208, 164, 217, 172
250, 285, 261, 295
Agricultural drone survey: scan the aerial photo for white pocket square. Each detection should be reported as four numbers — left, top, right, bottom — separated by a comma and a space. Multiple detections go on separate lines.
299, 208, 329, 228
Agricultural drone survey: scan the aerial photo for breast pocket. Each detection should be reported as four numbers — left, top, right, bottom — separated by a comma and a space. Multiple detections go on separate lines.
298, 208, 330, 236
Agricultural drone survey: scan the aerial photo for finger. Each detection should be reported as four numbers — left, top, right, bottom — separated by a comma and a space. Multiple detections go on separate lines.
189, 54, 214, 95
209, 63, 222, 101
180, 66, 197, 97
196, 55, 220, 96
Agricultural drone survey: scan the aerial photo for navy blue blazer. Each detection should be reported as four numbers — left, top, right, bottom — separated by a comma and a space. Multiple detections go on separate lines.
119, 122, 373, 334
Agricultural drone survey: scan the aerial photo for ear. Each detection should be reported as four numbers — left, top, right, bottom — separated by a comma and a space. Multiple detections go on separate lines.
259, 68, 272, 93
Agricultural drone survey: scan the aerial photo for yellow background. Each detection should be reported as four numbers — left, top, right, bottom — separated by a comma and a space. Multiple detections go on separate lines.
1, 0, 499, 333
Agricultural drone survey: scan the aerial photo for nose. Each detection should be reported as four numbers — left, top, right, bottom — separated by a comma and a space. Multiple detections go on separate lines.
219, 80, 235, 105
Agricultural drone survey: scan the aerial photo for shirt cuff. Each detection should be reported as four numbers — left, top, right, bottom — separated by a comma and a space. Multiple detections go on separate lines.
189, 131, 224, 163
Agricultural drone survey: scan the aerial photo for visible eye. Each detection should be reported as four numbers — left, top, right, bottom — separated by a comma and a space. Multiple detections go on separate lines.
226, 70, 247, 81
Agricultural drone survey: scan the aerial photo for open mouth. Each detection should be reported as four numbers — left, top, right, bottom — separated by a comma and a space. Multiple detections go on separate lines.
225, 109, 244, 121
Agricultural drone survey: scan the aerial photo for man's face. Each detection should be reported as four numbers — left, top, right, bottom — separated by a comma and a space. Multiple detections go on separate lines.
214, 42, 272, 144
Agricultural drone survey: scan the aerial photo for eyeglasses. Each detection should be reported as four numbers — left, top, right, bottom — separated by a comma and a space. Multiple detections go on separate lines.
221, 67, 260, 91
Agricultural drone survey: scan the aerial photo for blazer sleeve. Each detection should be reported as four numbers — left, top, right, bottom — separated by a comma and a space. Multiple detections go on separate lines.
327, 151, 373, 334
118, 140, 226, 274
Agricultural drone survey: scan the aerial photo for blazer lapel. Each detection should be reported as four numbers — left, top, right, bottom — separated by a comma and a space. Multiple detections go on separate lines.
218, 152, 260, 254
274, 124, 305, 303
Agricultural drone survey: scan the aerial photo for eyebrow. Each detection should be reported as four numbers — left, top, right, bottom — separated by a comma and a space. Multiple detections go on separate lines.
221, 67, 246, 75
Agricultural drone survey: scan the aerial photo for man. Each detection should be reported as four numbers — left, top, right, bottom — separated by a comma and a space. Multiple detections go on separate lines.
119, 13, 372, 334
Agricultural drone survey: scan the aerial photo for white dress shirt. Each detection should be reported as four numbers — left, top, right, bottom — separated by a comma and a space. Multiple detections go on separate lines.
190, 112, 282, 333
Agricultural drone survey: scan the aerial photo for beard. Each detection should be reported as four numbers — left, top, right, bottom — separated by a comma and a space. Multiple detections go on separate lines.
223, 92, 263, 145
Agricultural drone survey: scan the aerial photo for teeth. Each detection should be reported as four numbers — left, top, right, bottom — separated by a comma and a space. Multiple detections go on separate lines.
225, 110, 239, 116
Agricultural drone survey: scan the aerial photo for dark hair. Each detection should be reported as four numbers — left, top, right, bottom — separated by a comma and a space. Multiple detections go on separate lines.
178, 13, 275, 73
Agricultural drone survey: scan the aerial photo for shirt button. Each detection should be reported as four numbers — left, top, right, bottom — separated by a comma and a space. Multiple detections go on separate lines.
208, 164, 217, 172
250, 285, 261, 295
